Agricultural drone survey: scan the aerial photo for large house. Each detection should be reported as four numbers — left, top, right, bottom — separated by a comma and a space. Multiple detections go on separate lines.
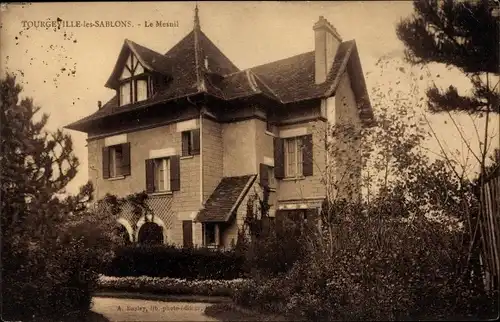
65, 6, 373, 248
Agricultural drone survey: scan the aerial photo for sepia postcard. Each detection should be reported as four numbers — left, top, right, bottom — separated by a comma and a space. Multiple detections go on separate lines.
1, 1, 498, 321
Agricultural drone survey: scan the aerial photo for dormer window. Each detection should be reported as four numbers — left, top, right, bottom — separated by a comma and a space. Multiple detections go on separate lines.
118, 53, 152, 106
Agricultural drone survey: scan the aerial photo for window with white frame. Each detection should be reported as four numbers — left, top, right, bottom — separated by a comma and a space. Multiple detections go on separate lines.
119, 53, 151, 106
284, 137, 304, 178
154, 158, 170, 192
109, 145, 123, 178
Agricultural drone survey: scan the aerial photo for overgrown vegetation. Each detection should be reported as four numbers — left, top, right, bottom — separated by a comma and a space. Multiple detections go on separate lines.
1, 74, 119, 321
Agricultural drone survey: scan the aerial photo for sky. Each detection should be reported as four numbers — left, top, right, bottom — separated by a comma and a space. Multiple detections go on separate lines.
1, 1, 498, 195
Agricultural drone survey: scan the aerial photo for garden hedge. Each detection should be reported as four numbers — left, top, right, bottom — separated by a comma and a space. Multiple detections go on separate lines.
98, 275, 247, 297
103, 245, 246, 280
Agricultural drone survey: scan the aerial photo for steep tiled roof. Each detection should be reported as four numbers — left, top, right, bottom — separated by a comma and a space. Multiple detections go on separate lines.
65, 18, 373, 132
196, 175, 256, 223
250, 41, 354, 103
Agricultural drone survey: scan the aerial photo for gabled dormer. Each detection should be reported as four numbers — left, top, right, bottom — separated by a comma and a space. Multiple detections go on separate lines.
118, 51, 151, 106
104, 39, 172, 107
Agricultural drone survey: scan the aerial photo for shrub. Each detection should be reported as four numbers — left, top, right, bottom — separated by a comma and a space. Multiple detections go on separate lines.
103, 245, 246, 280
233, 201, 498, 321
2, 206, 117, 321
232, 278, 291, 314
237, 191, 309, 279
98, 275, 248, 297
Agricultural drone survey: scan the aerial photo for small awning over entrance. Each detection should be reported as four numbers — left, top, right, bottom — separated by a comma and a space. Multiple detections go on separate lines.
196, 175, 257, 223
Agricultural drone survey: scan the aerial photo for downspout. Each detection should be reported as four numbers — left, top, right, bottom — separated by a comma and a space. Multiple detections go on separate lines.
187, 95, 204, 208
199, 106, 205, 246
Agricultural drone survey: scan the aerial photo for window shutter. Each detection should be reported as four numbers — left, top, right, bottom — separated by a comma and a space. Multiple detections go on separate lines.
192, 129, 200, 155
302, 134, 313, 176
120, 142, 131, 176
145, 159, 155, 193
274, 137, 285, 179
259, 163, 269, 187
170, 155, 180, 191
181, 132, 189, 156
102, 147, 110, 179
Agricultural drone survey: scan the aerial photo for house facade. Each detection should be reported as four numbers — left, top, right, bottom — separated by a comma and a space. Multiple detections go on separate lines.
65, 7, 373, 248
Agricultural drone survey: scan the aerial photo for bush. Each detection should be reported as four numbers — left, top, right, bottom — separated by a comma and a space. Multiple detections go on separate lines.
237, 190, 310, 279
98, 275, 248, 297
2, 209, 117, 321
232, 278, 291, 314
239, 219, 308, 278
103, 245, 246, 280
233, 201, 498, 321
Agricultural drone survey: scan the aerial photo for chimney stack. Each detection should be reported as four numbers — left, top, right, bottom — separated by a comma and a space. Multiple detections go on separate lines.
313, 16, 342, 84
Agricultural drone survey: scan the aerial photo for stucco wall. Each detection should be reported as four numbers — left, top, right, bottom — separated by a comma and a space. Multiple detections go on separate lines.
222, 119, 258, 177
202, 117, 223, 204
333, 71, 363, 201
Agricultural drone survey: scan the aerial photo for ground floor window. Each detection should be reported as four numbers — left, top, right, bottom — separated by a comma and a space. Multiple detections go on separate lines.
138, 222, 163, 245
275, 208, 319, 235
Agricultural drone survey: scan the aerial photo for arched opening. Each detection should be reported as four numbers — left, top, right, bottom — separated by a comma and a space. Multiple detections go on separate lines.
137, 222, 164, 245
112, 224, 131, 244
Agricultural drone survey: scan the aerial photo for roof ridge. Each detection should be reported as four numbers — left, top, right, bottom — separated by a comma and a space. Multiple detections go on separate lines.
249, 70, 282, 102
250, 50, 315, 70
226, 174, 257, 221
125, 40, 157, 71
324, 40, 356, 97
198, 29, 240, 74
125, 39, 165, 57
245, 70, 259, 92
193, 26, 203, 90
224, 51, 315, 77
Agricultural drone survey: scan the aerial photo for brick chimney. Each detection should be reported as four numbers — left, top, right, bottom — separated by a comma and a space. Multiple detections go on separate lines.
313, 16, 342, 84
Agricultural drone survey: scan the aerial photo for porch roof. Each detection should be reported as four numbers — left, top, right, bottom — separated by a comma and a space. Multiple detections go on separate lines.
196, 175, 257, 223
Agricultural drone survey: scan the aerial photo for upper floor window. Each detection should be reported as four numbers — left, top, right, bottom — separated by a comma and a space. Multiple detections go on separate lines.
102, 143, 131, 179
181, 129, 200, 156
109, 145, 123, 178
285, 137, 304, 178
274, 134, 313, 180
119, 53, 152, 106
154, 158, 171, 192
145, 155, 180, 193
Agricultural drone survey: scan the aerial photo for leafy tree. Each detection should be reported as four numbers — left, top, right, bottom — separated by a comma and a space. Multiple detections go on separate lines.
396, 0, 499, 113
1, 73, 117, 320
398, 0, 500, 295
